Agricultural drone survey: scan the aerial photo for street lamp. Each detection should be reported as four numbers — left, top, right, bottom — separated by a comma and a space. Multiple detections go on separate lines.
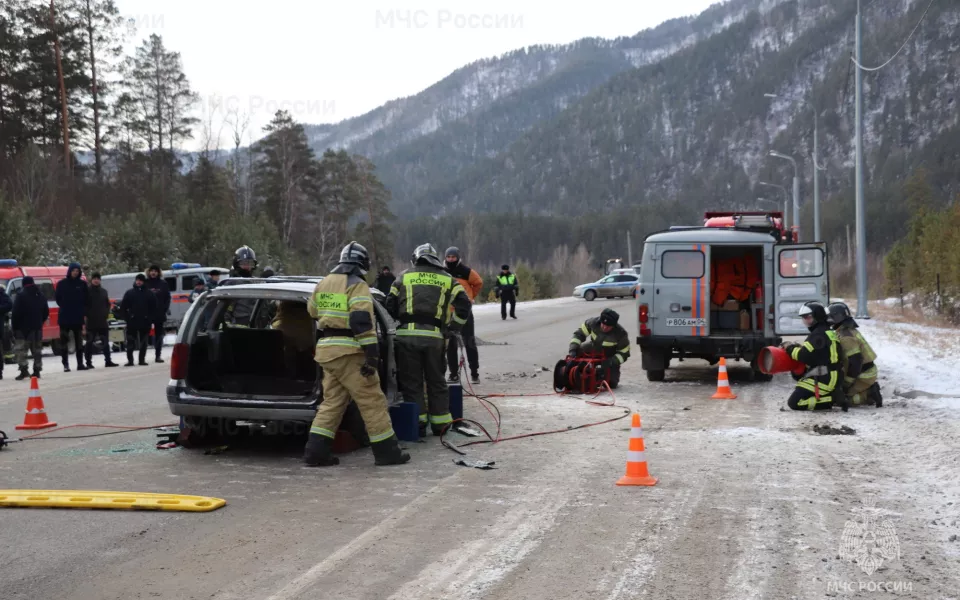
769, 150, 800, 241
758, 181, 789, 230
764, 92, 825, 242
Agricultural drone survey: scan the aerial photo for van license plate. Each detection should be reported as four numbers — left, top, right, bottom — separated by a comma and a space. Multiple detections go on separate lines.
666, 318, 706, 327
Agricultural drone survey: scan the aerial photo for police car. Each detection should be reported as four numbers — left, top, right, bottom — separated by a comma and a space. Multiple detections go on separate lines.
573, 273, 640, 301
101, 263, 228, 331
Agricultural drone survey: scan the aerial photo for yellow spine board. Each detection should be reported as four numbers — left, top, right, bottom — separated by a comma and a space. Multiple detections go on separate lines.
0, 490, 226, 512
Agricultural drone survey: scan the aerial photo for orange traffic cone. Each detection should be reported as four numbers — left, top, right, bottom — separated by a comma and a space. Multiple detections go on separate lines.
616, 414, 658, 486
711, 357, 737, 399
15, 377, 58, 430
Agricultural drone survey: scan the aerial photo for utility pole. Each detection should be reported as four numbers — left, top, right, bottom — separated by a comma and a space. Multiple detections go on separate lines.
626, 230, 632, 267
854, 0, 869, 318
49, 0, 71, 173
813, 113, 821, 242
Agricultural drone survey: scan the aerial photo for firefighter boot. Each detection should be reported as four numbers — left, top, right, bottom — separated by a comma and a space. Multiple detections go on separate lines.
15, 367, 29, 381
303, 433, 339, 466
371, 435, 411, 466
869, 382, 883, 408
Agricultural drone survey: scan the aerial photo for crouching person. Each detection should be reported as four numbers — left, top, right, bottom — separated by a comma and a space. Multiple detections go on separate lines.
828, 302, 882, 407
782, 301, 846, 412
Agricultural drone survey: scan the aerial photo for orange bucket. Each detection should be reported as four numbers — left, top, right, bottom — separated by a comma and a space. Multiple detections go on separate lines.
758, 346, 806, 376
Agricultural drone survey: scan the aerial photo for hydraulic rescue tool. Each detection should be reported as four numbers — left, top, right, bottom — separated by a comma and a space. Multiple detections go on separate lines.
553, 352, 611, 395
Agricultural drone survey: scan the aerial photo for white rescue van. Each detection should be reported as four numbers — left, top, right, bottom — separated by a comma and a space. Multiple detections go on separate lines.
635, 213, 828, 381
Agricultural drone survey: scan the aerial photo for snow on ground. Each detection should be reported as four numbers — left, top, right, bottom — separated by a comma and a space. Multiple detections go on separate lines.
858, 318, 960, 399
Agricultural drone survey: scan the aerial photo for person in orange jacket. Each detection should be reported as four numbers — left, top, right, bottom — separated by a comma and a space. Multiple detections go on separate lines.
443, 247, 483, 384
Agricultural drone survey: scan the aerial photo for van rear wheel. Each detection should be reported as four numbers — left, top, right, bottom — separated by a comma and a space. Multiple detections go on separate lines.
646, 369, 665, 382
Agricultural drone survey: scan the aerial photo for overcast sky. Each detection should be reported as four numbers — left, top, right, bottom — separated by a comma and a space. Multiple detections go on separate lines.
112, 0, 720, 150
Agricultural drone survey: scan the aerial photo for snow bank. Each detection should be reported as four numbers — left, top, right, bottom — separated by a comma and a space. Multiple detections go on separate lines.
858, 319, 960, 398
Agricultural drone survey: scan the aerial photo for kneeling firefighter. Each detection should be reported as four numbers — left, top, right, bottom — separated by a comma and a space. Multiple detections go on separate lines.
827, 302, 882, 407
386, 243, 471, 437
782, 301, 847, 411
567, 308, 630, 389
303, 241, 410, 467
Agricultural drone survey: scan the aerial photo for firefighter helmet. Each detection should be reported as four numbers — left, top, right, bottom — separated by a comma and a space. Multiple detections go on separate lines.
339, 241, 371, 274
798, 301, 827, 329
412, 243, 443, 268
233, 246, 258, 272
827, 302, 854, 327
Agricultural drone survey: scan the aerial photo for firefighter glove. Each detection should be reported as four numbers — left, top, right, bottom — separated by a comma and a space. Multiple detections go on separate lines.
360, 344, 379, 378
604, 358, 618, 370
568, 345, 581, 359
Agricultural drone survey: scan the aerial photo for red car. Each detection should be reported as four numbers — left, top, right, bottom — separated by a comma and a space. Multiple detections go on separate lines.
0, 259, 87, 358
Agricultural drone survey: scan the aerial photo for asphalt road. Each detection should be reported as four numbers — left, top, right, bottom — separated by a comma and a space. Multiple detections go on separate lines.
1, 297, 957, 599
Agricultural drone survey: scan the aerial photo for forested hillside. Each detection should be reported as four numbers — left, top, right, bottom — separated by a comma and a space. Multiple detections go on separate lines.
0, 0, 393, 273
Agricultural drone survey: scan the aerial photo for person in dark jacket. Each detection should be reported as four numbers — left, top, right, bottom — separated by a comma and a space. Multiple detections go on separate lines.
207, 269, 221, 290
55, 262, 88, 372
12, 276, 49, 380
0, 286, 12, 379
118, 274, 157, 366
84, 272, 118, 369
144, 265, 171, 363
374, 266, 395, 295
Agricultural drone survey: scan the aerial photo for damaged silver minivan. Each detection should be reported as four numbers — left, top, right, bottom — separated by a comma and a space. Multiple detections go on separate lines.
165, 276, 398, 443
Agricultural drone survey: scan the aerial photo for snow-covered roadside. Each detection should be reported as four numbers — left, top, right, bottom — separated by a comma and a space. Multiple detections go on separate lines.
857, 319, 960, 399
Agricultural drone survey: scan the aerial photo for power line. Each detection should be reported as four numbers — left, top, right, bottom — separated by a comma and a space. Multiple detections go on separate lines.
851, 0, 938, 72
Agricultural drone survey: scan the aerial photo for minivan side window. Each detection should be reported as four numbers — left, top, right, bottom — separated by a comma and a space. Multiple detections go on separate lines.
661, 251, 704, 278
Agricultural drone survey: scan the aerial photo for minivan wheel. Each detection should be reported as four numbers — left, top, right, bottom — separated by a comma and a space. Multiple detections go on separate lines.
584, 290, 597, 301
646, 369, 665, 382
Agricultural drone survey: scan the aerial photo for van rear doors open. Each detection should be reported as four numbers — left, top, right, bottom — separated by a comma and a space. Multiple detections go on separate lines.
774, 243, 829, 335
650, 244, 710, 337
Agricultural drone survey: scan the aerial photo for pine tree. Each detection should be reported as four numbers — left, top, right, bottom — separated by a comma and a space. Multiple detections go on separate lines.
79, 0, 123, 178
351, 153, 394, 269
251, 110, 319, 246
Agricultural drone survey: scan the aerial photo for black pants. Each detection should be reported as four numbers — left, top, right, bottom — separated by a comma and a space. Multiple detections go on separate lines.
85, 327, 112, 365
126, 327, 150, 364
151, 320, 165, 358
446, 311, 479, 375
60, 326, 83, 366
395, 337, 450, 425
787, 385, 835, 411
500, 293, 516, 319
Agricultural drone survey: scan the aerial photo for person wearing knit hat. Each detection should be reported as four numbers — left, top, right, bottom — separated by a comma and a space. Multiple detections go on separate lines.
567, 308, 630, 389
11, 275, 49, 380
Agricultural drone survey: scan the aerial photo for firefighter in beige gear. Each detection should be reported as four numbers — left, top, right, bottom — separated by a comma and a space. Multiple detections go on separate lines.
827, 302, 882, 407
386, 243, 471, 437
303, 241, 410, 467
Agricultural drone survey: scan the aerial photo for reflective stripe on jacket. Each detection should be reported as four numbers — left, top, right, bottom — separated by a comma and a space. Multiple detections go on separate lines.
569, 317, 631, 364
790, 326, 842, 394
386, 265, 470, 340
308, 273, 377, 362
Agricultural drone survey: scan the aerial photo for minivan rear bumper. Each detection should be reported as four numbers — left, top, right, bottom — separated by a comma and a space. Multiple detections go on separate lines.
638, 334, 781, 368
166, 383, 318, 422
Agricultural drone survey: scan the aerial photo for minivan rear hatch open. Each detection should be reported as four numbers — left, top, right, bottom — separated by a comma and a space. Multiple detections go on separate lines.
178, 287, 318, 403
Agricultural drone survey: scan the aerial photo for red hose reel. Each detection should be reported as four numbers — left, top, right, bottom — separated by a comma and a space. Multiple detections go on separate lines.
554, 353, 610, 395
